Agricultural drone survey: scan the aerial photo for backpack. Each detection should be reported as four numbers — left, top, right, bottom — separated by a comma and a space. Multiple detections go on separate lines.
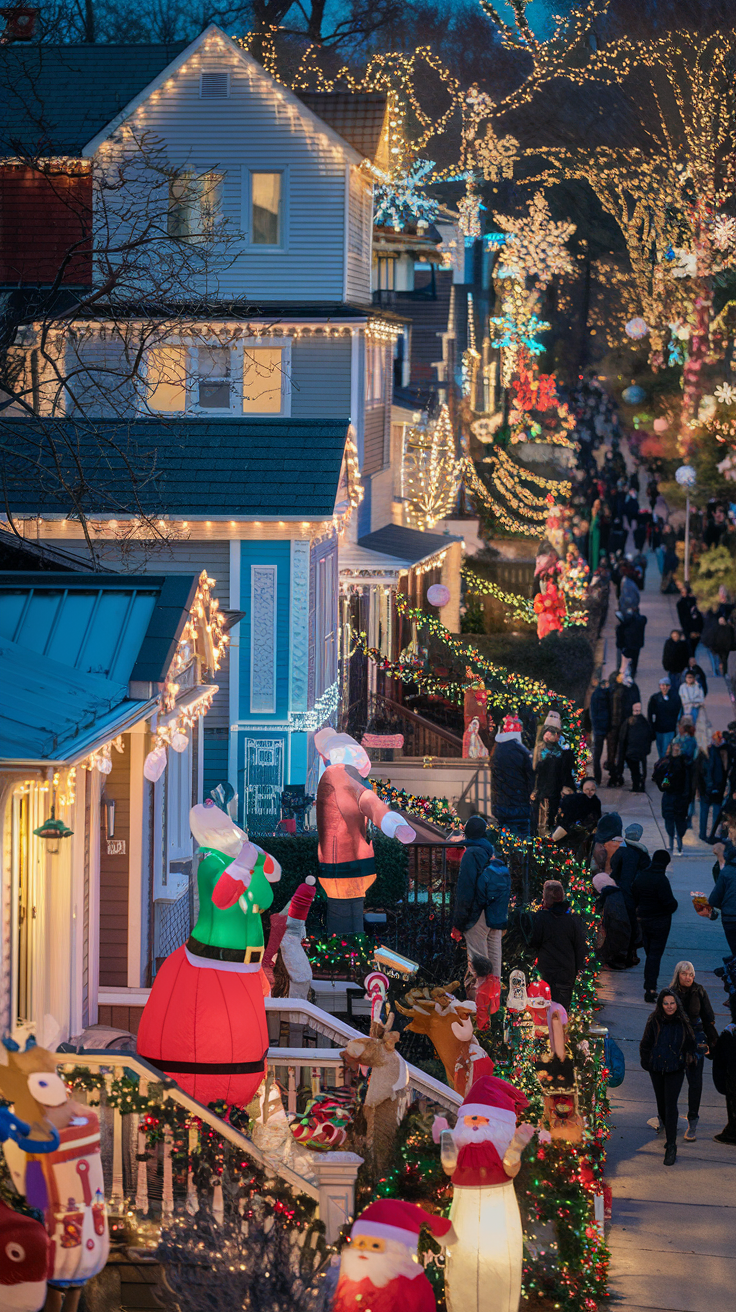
604, 1035, 626, 1088
652, 756, 673, 791
476, 856, 511, 929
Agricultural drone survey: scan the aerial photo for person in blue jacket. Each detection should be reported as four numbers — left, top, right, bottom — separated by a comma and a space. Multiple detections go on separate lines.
450, 815, 510, 997
702, 847, 736, 956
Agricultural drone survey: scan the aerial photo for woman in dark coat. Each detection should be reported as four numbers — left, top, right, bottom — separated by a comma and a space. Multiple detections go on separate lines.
640, 989, 696, 1165
670, 961, 718, 1141
658, 742, 690, 855
528, 879, 587, 1011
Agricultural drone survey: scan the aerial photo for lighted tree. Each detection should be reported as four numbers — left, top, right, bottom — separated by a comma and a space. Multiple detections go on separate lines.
401, 404, 463, 529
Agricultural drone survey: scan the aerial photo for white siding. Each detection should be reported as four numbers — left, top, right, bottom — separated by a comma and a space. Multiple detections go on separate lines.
98, 48, 361, 302
346, 166, 373, 304
291, 337, 352, 416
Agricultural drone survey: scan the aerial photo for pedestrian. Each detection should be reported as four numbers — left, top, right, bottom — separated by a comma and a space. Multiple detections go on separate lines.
617, 701, 654, 792
632, 848, 678, 1001
703, 504, 728, 549
639, 989, 696, 1166
590, 811, 624, 875
619, 571, 640, 616
686, 653, 708, 696
670, 960, 719, 1142
662, 629, 690, 690
677, 584, 704, 656
610, 822, 649, 963
702, 606, 726, 677
450, 816, 510, 996
678, 668, 705, 723
593, 873, 632, 968
673, 716, 698, 765
589, 675, 610, 785
532, 712, 573, 835
616, 609, 647, 677
647, 675, 682, 758
606, 672, 636, 787
528, 879, 587, 1010
551, 778, 601, 859
588, 498, 602, 569
698, 844, 736, 957
660, 543, 679, 594
653, 742, 690, 855
489, 713, 534, 838
712, 1021, 736, 1145
694, 731, 728, 842
647, 473, 658, 510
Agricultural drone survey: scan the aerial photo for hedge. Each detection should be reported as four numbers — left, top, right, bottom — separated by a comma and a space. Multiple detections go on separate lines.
460, 627, 595, 706
258, 833, 409, 934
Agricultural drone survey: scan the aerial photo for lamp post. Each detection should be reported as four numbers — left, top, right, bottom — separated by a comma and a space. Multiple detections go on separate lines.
675, 464, 697, 585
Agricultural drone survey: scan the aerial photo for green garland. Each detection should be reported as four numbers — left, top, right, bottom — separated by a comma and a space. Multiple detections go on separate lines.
461, 567, 588, 628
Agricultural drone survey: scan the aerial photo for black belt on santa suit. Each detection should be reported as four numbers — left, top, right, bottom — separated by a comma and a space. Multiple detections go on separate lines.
137, 1050, 268, 1075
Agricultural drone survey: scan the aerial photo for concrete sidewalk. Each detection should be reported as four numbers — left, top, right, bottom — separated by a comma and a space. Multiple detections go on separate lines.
594, 557, 736, 1311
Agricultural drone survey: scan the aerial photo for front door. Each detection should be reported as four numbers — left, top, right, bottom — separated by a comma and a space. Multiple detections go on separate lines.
243, 738, 284, 835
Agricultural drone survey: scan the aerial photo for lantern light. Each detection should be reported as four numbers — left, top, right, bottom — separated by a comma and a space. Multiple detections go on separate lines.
33, 808, 74, 854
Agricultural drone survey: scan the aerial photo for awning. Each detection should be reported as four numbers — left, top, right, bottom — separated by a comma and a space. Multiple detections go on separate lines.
340, 524, 462, 585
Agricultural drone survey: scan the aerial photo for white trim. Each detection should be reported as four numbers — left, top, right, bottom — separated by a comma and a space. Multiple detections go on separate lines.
342, 162, 350, 301
127, 728, 145, 988
69, 767, 86, 1037
459, 1104, 517, 1124
88, 771, 101, 1026
351, 1220, 420, 1249
98, 986, 150, 1007
229, 540, 241, 793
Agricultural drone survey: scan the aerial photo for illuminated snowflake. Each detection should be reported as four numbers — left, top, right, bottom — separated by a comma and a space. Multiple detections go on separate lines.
712, 215, 736, 251
494, 193, 575, 288
490, 310, 551, 355
669, 247, 697, 278
458, 180, 486, 240
715, 382, 736, 405
374, 160, 439, 232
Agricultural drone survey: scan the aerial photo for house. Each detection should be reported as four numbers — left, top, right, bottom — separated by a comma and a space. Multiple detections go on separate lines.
0, 22, 409, 821
0, 568, 224, 1042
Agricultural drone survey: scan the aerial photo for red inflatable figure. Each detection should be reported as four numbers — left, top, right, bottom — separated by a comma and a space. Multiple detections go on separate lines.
533, 580, 566, 639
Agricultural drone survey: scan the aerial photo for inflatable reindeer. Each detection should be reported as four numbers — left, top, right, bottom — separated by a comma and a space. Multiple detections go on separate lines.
396, 983, 493, 1096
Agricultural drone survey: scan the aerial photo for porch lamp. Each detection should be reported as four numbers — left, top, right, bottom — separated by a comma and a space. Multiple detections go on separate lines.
33, 808, 74, 855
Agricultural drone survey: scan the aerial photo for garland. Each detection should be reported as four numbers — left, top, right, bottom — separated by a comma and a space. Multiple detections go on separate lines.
461, 567, 588, 628
463, 458, 551, 535
370, 778, 462, 827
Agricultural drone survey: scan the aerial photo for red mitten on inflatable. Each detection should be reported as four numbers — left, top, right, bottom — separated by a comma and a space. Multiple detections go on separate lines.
212, 871, 248, 909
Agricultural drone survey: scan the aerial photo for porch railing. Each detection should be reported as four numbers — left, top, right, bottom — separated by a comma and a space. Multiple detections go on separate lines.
364, 692, 463, 758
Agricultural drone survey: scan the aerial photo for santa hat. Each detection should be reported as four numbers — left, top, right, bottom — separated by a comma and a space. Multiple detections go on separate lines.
313, 729, 371, 777
460, 1075, 529, 1128
495, 713, 523, 744
288, 877, 316, 921
351, 1200, 454, 1250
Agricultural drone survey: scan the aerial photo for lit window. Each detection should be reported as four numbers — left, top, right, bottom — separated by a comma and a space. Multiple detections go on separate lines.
377, 257, 396, 291
365, 341, 386, 408
243, 347, 285, 414
197, 346, 231, 409
251, 172, 282, 245
168, 171, 223, 241
147, 346, 187, 412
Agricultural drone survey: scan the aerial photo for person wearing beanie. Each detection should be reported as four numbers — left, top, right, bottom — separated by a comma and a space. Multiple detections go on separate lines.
440, 1075, 534, 1312
531, 720, 574, 835
610, 822, 649, 966
592, 873, 632, 969
528, 881, 587, 1011
490, 713, 534, 838
451, 818, 510, 996
617, 700, 654, 792
632, 850, 678, 1002
552, 779, 602, 858
333, 1199, 455, 1312
647, 675, 682, 758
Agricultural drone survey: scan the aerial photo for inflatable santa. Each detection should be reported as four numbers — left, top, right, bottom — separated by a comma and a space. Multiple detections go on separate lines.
441, 1075, 534, 1312
332, 1199, 455, 1312
315, 729, 415, 935
137, 799, 281, 1107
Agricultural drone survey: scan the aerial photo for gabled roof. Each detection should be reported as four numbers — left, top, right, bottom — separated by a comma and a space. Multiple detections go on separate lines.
0, 418, 349, 518
296, 91, 389, 168
0, 571, 198, 760
0, 42, 188, 155
357, 524, 461, 568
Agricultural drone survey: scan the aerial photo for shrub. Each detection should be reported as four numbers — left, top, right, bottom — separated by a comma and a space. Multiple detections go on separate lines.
459, 627, 594, 705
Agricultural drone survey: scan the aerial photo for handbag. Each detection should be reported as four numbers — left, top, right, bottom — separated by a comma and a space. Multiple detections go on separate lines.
603, 1035, 626, 1087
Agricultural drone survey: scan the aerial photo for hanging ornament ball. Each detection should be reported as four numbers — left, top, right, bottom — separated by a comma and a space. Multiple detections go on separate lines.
170, 731, 190, 753
95, 755, 112, 775
653, 417, 669, 433
427, 584, 451, 608
621, 384, 646, 405
624, 317, 649, 340
143, 745, 168, 782
675, 464, 697, 488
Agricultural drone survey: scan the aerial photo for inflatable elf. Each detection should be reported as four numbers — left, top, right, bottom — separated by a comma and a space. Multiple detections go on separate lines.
137, 799, 281, 1107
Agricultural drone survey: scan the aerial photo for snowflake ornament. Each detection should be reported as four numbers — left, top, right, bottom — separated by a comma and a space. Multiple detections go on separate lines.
374, 160, 439, 232
712, 215, 736, 251
458, 179, 485, 240
669, 247, 697, 278
494, 193, 575, 288
715, 382, 736, 405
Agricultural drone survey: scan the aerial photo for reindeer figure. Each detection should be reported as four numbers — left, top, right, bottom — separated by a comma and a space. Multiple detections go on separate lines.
341, 1013, 409, 1176
395, 983, 493, 1097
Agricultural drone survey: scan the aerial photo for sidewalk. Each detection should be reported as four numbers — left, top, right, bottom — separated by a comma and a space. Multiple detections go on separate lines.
595, 557, 736, 1311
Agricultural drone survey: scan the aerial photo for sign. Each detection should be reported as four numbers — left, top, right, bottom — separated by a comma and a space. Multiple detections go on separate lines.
107, 838, 126, 856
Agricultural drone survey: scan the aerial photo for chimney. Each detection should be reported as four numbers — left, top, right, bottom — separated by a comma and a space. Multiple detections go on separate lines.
1, 5, 38, 41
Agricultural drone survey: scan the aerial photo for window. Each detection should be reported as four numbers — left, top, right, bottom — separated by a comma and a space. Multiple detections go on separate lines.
146, 346, 187, 412
365, 339, 387, 408
197, 346, 231, 409
146, 341, 290, 415
168, 171, 223, 242
243, 347, 285, 414
377, 256, 396, 291
250, 171, 283, 246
